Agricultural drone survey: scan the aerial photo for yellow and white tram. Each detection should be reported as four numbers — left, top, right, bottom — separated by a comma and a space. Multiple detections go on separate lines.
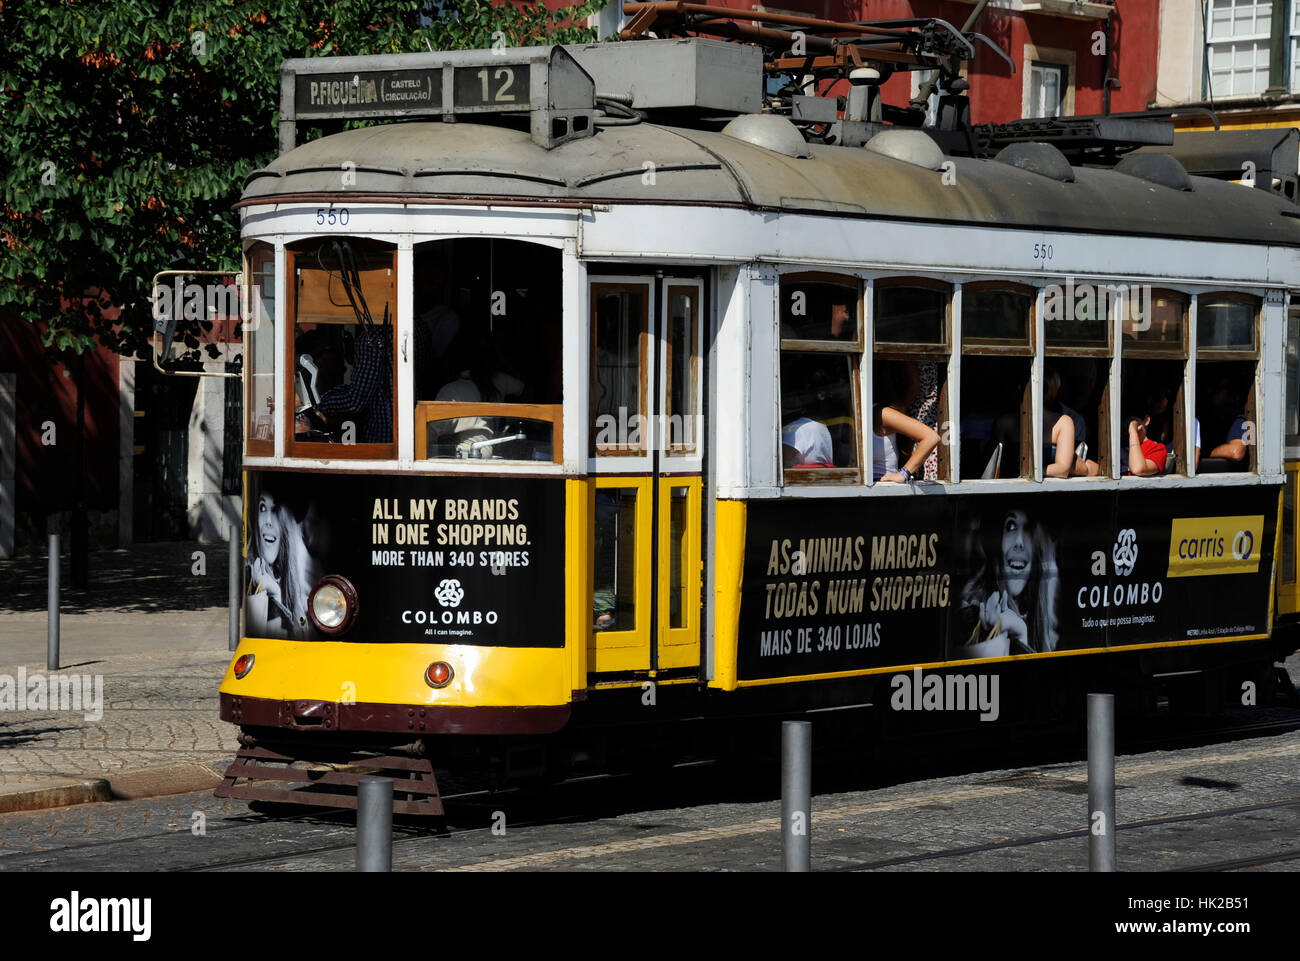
217, 26, 1300, 813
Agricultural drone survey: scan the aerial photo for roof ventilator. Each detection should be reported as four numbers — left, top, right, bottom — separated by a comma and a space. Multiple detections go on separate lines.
721, 114, 812, 159
864, 128, 946, 171
1112, 152, 1194, 191
994, 142, 1075, 183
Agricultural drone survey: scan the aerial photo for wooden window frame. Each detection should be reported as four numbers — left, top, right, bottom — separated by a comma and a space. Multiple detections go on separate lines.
872, 276, 952, 357
779, 271, 865, 353
414, 401, 563, 464
590, 282, 651, 458
780, 351, 862, 486
961, 281, 1036, 356
1196, 291, 1261, 360
284, 241, 398, 461
1123, 288, 1189, 359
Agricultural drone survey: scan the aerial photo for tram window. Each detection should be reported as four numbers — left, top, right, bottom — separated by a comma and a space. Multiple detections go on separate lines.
668, 487, 687, 629
779, 352, 860, 480
960, 284, 1032, 480
413, 239, 563, 461
591, 284, 648, 456
1123, 289, 1187, 349
872, 358, 948, 481
780, 275, 861, 346
874, 280, 949, 349
1120, 358, 1186, 476
593, 488, 638, 632
1197, 294, 1258, 353
779, 272, 862, 484
1195, 360, 1256, 473
244, 242, 276, 456
666, 284, 700, 452
288, 239, 396, 456
960, 357, 1032, 480
1043, 358, 1108, 478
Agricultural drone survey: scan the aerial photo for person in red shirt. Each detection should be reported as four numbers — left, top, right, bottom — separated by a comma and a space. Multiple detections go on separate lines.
1123, 412, 1167, 476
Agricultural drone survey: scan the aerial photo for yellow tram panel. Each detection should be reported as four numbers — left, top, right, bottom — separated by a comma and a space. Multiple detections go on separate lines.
221, 638, 572, 709
710, 498, 747, 691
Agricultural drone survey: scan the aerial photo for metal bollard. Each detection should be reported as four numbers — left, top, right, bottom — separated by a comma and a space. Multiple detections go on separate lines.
1088, 693, 1116, 872
47, 527, 60, 671
357, 777, 393, 872
781, 720, 812, 872
228, 530, 240, 652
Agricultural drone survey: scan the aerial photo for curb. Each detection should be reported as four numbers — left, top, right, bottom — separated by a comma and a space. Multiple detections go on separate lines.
0, 779, 113, 814
0, 761, 226, 814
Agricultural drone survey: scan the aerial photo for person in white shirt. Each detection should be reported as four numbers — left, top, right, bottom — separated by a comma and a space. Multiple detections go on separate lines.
782, 416, 835, 468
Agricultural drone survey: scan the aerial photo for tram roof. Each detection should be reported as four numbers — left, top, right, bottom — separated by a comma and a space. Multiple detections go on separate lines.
241, 120, 1300, 246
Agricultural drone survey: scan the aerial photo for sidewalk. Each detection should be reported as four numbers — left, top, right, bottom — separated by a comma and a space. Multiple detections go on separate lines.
0, 543, 239, 811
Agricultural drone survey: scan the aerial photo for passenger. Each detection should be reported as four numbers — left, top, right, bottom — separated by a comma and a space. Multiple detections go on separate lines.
901, 360, 942, 480
1209, 413, 1250, 463
433, 335, 525, 455
1043, 366, 1099, 477
960, 508, 1059, 656
872, 363, 940, 482
781, 415, 835, 468
1120, 403, 1168, 477
313, 324, 393, 444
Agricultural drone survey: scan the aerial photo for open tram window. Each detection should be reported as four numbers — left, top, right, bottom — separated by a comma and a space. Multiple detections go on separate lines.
958, 284, 1032, 480
779, 272, 862, 484
1043, 281, 1112, 478
872, 278, 951, 481
244, 241, 276, 457
1120, 290, 1189, 476
287, 238, 396, 458
1195, 293, 1259, 475
413, 238, 563, 462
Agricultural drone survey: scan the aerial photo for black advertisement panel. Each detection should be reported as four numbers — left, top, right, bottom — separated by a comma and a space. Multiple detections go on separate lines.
245, 471, 565, 646
737, 486, 1278, 681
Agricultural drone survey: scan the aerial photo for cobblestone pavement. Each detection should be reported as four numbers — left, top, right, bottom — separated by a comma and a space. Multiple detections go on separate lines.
0, 542, 238, 795
0, 714, 1295, 872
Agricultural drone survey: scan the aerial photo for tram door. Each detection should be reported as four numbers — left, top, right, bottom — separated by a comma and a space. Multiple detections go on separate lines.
588, 277, 704, 679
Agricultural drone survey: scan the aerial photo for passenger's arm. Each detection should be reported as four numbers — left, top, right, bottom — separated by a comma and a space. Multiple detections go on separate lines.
1046, 415, 1074, 478
1209, 438, 1247, 461
878, 405, 940, 480
1127, 422, 1161, 477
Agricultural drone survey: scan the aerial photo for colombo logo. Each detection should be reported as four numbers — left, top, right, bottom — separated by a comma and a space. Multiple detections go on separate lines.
434, 579, 465, 608
1167, 516, 1264, 578
1112, 529, 1138, 576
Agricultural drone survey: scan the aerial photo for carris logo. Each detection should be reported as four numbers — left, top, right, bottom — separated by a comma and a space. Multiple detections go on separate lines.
1232, 529, 1254, 561
1112, 528, 1138, 577
434, 579, 464, 608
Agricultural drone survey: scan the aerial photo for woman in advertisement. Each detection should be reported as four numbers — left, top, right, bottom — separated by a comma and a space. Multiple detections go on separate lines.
960, 508, 1060, 657
246, 491, 313, 639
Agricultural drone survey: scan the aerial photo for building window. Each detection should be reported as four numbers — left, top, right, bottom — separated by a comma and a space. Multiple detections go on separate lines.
1028, 62, 1066, 118
1206, 0, 1275, 96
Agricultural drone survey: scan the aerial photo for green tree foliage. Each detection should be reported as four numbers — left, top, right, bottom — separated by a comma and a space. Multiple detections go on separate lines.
0, 0, 602, 358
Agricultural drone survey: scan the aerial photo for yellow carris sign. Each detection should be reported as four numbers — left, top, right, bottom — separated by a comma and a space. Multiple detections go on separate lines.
1167, 516, 1265, 578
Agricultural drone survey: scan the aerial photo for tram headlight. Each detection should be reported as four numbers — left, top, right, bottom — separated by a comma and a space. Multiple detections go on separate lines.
308, 575, 358, 635
425, 661, 454, 689
233, 653, 255, 679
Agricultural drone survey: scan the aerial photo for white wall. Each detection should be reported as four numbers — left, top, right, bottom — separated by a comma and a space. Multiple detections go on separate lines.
1154, 0, 1204, 106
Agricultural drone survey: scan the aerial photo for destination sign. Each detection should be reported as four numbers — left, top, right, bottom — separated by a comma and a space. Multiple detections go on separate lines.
453, 64, 533, 110
294, 69, 443, 118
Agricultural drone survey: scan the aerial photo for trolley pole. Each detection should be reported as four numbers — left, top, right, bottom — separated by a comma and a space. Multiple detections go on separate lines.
781, 720, 812, 872
1088, 693, 1116, 872
228, 525, 240, 652
357, 777, 393, 872
47, 517, 59, 671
